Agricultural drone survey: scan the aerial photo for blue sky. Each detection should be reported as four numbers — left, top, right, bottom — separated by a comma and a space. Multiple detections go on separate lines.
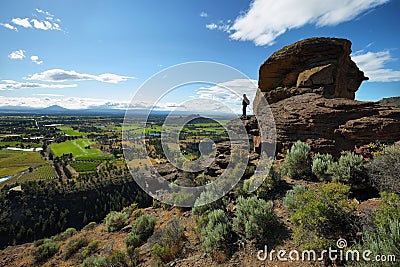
0, 0, 399, 113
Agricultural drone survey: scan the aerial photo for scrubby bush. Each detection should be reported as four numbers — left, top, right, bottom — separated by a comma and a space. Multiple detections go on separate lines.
284, 182, 356, 251
125, 214, 156, 250
282, 185, 307, 212
233, 196, 275, 241
312, 153, 333, 181
82, 222, 96, 231
149, 218, 185, 264
131, 214, 156, 241
105, 211, 128, 232
109, 250, 128, 267
327, 151, 363, 183
32, 239, 60, 262
366, 145, 400, 194
81, 256, 109, 267
281, 141, 311, 179
373, 192, 400, 230
200, 209, 231, 252
192, 185, 225, 215
82, 240, 99, 258
66, 237, 89, 259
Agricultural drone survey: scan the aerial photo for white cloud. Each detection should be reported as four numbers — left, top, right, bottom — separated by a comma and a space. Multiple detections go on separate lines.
0, 23, 18, 31
0, 96, 130, 110
219, 0, 390, 46
30, 55, 43, 65
33, 93, 64, 97
11, 18, 32, 28
206, 21, 231, 32
167, 79, 259, 114
4, 9, 62, 32
0, 80, 77, 90
8, 49, 26, 60
200, 12, 208, 18
27, 69, 134, 84
206, 23, 217, 30
352, 50, 400, 82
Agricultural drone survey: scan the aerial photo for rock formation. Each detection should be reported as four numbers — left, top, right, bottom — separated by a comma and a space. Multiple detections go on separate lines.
247, 37, 400, 156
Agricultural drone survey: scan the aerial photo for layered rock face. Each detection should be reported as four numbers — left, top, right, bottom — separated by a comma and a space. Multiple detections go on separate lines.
250, 37, 400, 156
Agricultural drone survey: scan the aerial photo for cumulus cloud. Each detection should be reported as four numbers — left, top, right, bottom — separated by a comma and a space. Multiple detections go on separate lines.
0, 80, 77, 90
210, 0, 390, 46
11, 18, 32, 28
2, 9, 62, 32
352, 50, 400, 82
8, 49, 26, 60
30, 55, 43, 65
206, 21, 231, 32
27, 69, 134, 84
0, 23, 18, 31
200, 12, 208, 18
167, 79, 259, 114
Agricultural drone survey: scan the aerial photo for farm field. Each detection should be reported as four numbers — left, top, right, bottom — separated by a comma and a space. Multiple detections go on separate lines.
0, 149, 46, 177
18, 165, 57, 180
57, 126, 88, 136
50, 138, 104, 159
70, 161, 100, 173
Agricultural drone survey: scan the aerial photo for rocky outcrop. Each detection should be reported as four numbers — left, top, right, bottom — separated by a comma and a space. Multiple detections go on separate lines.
256, 37, 368, 107
260, 93, 400, 155
248, 37, 400, 156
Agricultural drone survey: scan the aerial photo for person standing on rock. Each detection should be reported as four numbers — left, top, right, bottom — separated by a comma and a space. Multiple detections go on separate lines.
242, 94, 250, 117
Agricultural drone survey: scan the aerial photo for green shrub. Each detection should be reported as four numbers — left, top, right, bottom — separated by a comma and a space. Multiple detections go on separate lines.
311, 153, 333, 181
192, 185, 225, 215
81, 256, 109, 267
66, 237, 89, 259
250, 168, 281, 199
327, 151, 363, 183
131, 214, 156, 240
366, 145, 400, 194
149, 218, 185, 263
125, 214, 156, 250
125, 232, 141, 248
105, 211, 128, 232
373, 192, 400, 230
200, 209, 231, 252
32, 239, 60, 262
82, 222, 96, 231
109, 250, 128, 267
281, 141, 311, 179
82, 240, 100, 258
284, 182, 356, 251
282, 185, 307, 212
350, 219, 400, 267
233, 196, 275, 241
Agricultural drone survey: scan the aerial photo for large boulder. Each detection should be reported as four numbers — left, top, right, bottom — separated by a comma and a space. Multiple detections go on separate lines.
247, 37, 400, 156
256, 37, 368, 107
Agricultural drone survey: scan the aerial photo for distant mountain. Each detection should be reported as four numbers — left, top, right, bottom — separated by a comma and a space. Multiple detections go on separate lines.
379, 96, 400, 108
41, 105, 70, 112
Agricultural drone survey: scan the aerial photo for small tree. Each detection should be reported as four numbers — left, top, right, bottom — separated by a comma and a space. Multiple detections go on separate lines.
281, 141, 311, 179
327, 151, 363, 184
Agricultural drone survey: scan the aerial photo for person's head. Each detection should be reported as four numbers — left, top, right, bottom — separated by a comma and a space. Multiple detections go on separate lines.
243, 94, 246, 97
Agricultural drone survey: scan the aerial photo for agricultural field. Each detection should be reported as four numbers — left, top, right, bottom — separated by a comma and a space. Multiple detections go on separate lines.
70, 161, 100, 173
0, 149, 46, 177
50, 138, 104, 159
18, 165, 57, 180
57, 126, 88, 136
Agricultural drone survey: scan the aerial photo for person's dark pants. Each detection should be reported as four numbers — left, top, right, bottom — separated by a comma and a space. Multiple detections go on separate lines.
242, 105, 247, 116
